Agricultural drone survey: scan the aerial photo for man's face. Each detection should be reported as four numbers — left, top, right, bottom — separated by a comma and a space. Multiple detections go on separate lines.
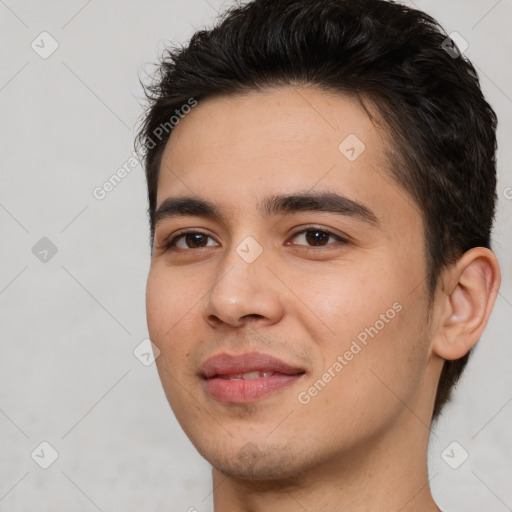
146, 86, 437, 479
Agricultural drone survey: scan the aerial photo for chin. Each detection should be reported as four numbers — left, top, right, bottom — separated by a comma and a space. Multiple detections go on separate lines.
200, 440, 313, 483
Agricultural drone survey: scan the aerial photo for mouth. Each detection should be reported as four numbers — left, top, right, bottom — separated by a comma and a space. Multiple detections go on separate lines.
200, 351, 306, 403
214, 370, 294, 380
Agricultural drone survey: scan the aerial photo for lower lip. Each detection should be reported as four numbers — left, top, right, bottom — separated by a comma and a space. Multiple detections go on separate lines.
203, 374, 304, 403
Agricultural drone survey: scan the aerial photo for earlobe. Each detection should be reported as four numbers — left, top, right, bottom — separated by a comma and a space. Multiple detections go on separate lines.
432, 247, 501, 361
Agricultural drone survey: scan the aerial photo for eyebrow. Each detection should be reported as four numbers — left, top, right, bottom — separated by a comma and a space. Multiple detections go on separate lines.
154, 191, 380, 228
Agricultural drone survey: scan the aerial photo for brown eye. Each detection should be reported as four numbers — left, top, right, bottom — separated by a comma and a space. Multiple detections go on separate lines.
182, 233, 209, 248
304, 230, 330, 246
290, 228, 347, 248
163, 231, 218, 251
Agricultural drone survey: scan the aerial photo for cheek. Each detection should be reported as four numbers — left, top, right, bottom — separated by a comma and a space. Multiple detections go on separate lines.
146, 269, 169, 340
294, 255, 426, 392
296, 302, 427, 445
146, 268, 200, 414
145, 267, 193, 349
290, 258, 399, 339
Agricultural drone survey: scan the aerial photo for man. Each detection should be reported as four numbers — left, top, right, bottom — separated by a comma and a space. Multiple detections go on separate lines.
136, 0, 501, 510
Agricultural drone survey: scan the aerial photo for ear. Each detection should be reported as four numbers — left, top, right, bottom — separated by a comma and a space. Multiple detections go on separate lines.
432, 247, 501, 360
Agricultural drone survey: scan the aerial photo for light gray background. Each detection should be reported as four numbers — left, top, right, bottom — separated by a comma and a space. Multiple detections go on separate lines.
0, 1, 511, 511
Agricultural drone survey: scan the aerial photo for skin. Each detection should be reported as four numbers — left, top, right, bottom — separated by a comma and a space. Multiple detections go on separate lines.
145, 86, 500, 512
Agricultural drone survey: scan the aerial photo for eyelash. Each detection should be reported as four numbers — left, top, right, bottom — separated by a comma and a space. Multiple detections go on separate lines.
160, 227, 348, 252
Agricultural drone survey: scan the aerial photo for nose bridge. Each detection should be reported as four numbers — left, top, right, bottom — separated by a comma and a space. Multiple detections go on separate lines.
203, 234, 283, 327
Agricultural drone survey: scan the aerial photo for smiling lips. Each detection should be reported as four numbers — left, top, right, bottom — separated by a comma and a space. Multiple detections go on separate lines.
200, 351, 306, 403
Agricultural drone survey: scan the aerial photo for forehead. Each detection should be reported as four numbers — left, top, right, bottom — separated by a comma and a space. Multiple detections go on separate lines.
156, 86, 420, 229
162, 86, 384, 173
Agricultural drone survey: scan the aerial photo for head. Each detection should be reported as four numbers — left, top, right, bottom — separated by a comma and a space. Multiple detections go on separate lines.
137, 0, 500, 481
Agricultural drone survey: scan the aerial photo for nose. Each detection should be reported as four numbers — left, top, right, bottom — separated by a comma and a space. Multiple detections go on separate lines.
202, 243, 285, 329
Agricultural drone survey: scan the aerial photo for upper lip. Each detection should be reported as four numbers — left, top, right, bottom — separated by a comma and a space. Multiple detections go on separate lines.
200, 351, 306, 378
